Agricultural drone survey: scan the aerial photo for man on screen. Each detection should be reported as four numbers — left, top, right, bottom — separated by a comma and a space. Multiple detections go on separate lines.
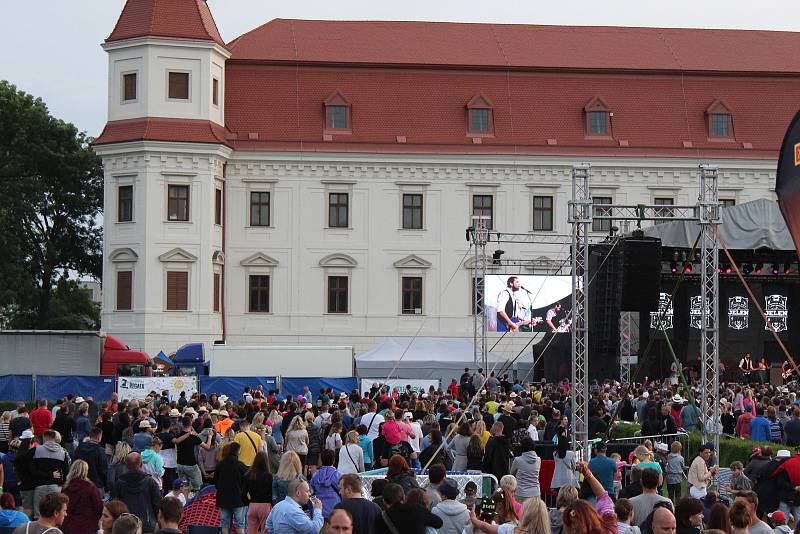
546, 302, 563, 333
496, 276, 526, 332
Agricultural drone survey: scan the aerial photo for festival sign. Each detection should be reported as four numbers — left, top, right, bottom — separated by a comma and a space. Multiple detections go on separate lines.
765, 294, 789, 332
117, 376, 198, 401
649, 292, 673, 330
728, 296, 749, 330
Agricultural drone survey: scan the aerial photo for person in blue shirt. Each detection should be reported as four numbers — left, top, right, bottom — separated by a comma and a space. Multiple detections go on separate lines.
265, 479, 324, 534
588, 442, 618, 495
749, 407, 772, 443
0, 492, 28, 528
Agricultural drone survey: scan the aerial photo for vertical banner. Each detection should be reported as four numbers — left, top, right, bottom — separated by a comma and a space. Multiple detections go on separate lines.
776, 109, 800, 254
117, 376, 198, 401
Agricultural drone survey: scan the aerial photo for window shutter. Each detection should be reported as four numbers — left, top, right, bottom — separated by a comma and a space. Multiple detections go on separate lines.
168, 72, 189, 100
117, 271, 132, 310
167, 271, 188, 310
213, 273, 220, 312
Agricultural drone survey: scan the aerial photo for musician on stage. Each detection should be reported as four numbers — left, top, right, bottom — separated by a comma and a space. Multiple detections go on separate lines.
783, 359, 796, 382
738, 352, 756, 383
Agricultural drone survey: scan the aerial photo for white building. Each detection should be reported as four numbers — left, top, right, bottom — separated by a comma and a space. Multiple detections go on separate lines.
94, 0, 795, 359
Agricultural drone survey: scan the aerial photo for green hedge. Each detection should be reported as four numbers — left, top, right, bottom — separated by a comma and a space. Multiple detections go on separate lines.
611, 422, 641, 439
686, 432, 773, 466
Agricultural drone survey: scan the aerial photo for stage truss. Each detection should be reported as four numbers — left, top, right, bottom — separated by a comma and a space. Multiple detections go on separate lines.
470, 164, 721, 455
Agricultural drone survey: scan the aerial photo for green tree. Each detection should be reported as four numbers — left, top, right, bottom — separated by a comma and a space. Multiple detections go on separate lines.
0, 80, 103, 329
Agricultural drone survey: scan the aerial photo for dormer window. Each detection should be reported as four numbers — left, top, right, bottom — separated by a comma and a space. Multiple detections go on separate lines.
584, 97, 611, 137
324, 91, 352, 133
706, 99, 734, 139
466, 94, 494, 135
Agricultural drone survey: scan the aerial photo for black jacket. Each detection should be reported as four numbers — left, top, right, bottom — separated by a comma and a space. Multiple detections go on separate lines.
385, 472, 420, 494
214, 455, 248, 509
482, 436, 512, 481
112, 469, 161, 532
75, 440, 108, 489
30, 442, 70, 486
375, 503, 443, 534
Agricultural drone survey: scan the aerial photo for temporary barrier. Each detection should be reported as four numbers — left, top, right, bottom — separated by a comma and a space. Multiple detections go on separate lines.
359, 469, 498, 500
37, 375, 116, 401
0, 375, 33, 401
117, 376, 198, 401
199, 376, 277, 399
280, 377, 358, 399
359, 378, 440, 395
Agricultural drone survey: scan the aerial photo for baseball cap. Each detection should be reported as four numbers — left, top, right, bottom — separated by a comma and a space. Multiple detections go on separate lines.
770, 511, 786, 523
777, 449, 792, 458
403, 412, 413, 420
173, 478, 188, 489
20, 430, 34, 440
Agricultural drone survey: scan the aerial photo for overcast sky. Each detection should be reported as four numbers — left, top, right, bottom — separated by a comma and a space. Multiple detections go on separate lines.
2, 0, 798, 137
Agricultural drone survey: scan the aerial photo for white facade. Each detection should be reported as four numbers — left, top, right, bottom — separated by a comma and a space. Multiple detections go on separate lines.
97, 141, 777, 357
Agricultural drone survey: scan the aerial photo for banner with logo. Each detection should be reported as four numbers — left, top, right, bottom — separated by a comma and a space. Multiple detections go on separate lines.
776, 109, 800, 254
117, 376, 198, 401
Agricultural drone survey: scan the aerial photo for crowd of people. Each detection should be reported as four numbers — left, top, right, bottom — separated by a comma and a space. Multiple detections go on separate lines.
0, 366, 799, 534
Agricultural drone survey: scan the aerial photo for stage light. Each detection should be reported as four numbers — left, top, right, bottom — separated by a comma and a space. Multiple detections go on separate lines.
672, 250, 680, 262
742, 263, 753, 274
772, 263, 781, 276
785, 262, 793, 275
492, 249, 505, 265
755, 263, 763, 275
724, 265, 732, 274
679, 251, 688, 262
683, 262, 693, 273
670, 262, 678, 273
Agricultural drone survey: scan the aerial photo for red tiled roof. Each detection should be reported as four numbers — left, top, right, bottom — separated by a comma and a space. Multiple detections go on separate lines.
224, 62, 800, 157
228, 19, 800, 74
93, 118, 229, 146
107, 0, 226, 48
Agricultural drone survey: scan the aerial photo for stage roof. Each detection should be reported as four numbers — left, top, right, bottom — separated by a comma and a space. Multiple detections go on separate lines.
640, 198, 794, 251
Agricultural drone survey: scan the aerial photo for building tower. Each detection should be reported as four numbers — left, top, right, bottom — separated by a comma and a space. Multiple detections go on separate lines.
93, 0, 231, 352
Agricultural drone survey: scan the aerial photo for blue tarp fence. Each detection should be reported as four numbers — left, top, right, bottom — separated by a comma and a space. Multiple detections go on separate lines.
280, 377, 358, 399
37, 375, 116, 401
199, 376, 278, 399
0, 375, 33, 401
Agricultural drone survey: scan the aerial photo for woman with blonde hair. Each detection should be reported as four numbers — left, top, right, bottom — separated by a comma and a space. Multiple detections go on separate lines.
500, 475, 523, 519
108, 441, 132, 488
470, 496, 551, 534
251, 411, 265, 428
254, 424, 280, 473
267, 409, 283, 447
62, 460, 103, 534
284, 414, 310, 469
337, 431, 365, 474
325, 422, 344, 452
216, 427, 236, 462
474, 419, 490, 448
304, 411, 321, 477
0, 412, 11, 453
272, 451, 305, 504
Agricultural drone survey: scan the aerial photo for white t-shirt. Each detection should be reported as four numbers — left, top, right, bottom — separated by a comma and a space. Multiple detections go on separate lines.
360, 412, 385, 440
407, 421, 423, 452
527, 424, 539, 441
497, 523, 517, 534
546, 307, 559, 321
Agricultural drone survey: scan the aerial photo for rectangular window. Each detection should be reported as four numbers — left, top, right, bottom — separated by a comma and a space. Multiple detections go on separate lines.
213, 273, 220, 312
402, 193, 423, 229
327, 106, 348, 129
589, 111, 609, 135
168, 72, 189, 100
472, 276, 484, 316
710, 114, 731, 138
469, 109, 491, 133
166, 271, 188, 311
118, 185, 133, 222
249, 275, 270, 313
214, 188, 222, 226
721, 198, 736, 208
167, 184, 189, 221
328, 192, 349, 228
401, 277, 423, 315
116, 271, 132, 311
122, 73, 137, 102
532, 195, 554, 231
327, 276, 349, 314
249, 192, 271, 227
212, 78, 219, 106
592, 196, 613, 233
472, 194, 493, 230
654, 197, 674, 224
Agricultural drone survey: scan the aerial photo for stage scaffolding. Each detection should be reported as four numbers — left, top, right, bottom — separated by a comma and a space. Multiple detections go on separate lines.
470, 163, 722, 456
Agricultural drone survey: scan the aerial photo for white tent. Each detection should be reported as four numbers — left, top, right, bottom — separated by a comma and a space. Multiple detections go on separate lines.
355, 337, 515, 383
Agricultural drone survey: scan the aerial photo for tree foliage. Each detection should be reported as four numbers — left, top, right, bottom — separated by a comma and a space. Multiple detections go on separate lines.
0, 80, 103, 329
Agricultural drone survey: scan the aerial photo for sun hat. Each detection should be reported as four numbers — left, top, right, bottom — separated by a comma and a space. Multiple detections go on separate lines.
671, 395, 683, 403
139, 420, 152, 429
169, 409, 181, 417
219, 410, 229, 417
20, 430, 34, 440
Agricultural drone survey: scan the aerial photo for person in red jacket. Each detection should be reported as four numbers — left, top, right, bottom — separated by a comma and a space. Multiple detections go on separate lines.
29, 400, 53, 439
61, 460, 103, 534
